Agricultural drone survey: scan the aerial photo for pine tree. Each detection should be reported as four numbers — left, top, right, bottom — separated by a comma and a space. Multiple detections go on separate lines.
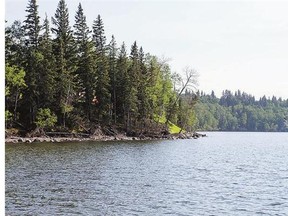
52, 0, 77, 127
92, 15, 111, 124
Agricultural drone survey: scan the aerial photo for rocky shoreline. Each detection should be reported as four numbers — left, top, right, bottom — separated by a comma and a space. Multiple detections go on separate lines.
5, 132, 206, 144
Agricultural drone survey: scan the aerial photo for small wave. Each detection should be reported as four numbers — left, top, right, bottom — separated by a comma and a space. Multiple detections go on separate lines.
268, 202, 284, 206
235, 208, 248, 212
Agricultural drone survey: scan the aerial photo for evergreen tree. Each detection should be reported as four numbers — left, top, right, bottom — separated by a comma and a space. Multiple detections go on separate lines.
5, 0, 204, 134
108, 35, 118, 124
116, 42, 130, 125
5, 20, 26, 69
93, 15, 106, 54
74, 3, 96, 122
23, 0, 41, 48
52, 0, 77, 127
126, 41, 140, 130
21, 0, 42, 126
92, 15, 111, 124
137, 47, 150, 126
37, 15, 57, 109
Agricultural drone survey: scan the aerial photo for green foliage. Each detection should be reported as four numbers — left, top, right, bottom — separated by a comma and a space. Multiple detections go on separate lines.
52, 0, 77, 126
5, 111, 13, 121
196, 90, 288, 132
177, 97, 197, 132
5, 64, 27, 124
108, 35, 118, 124
5, 111, 13, 128
23, 0, 41, 47
156, 115, 182, 134
5, 0, 199, 134
5, 64, 27, 96
93, 15, 111, 124
73, 3, 96, 121
35, 108, 57, 129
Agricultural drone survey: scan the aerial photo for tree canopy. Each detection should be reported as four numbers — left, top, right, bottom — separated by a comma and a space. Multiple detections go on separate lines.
5, 0, 198, 135
194, 90, 288, 132
6, 0, 287, 135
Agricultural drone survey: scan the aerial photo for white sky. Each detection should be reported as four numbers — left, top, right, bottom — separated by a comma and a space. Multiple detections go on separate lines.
5, 0, 288, 99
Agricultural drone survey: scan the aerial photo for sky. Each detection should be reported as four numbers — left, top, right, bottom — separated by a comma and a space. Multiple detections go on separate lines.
5, 0, 288, 99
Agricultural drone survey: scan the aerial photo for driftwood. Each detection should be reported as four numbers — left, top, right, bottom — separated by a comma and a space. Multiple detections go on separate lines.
45, 132, 90, 138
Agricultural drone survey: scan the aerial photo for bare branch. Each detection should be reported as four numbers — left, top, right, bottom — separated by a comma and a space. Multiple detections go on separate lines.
166, 66, 199, 124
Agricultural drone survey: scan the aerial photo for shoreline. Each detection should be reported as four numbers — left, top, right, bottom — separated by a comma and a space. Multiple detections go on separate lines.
5, 132, 206, 144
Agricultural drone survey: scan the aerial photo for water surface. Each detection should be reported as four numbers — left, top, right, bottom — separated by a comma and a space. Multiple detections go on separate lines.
6, 132, 288, 215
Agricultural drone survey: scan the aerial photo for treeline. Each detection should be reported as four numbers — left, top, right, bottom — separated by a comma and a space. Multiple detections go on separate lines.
5, 0, 197, 135
193, 90, 288, 132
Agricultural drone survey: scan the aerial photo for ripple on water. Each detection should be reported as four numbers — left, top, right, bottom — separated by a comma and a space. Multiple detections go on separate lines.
5, 133, 288, 215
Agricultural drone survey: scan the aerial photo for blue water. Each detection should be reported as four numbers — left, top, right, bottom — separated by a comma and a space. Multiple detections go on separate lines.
5, 132, 288, 215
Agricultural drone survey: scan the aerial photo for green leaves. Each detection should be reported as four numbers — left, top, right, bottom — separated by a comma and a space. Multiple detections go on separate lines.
5, 0, 200, 133
196, 91, 288, 132
5, 64, 27, 96
35, 108, 57, 129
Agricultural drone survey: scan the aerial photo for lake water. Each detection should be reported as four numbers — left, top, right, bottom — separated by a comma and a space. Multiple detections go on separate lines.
5, 132, 288, 215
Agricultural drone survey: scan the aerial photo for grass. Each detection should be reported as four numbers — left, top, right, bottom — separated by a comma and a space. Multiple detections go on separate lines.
155, 115, 183, 134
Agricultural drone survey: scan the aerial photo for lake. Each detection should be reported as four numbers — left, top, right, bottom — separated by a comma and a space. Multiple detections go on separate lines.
5, 132, 288, 215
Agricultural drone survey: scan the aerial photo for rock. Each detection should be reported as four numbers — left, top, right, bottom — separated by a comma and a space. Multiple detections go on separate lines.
139, 134, 146, 139
11, 139, 18, 143
178, 134, 186, 139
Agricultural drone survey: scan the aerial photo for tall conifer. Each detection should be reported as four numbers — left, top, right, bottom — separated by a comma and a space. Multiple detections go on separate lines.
138, 47, 150, 124
37, 15, 57, 109
108, 35, 118, 124
21, 0, 42, 126
126, 41, 140, 129
23, 0, 41, 47
52, 0, 77, 127
116, 42, 129, 125
92, 15, 111, 124
74, 3, 95, 121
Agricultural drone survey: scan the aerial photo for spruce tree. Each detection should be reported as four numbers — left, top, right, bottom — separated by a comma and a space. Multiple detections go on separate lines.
93, 15, 106, 54
116, 42, 130, 125
23, 0, 41, 47
108, 35, 118, 124
92, 15, 111, 124
73, 3, 96, 122
52, 0, 77, 127
21, 0, 42, 126
137, 47, 150, 125
126, 41, 140, 130
5, 20, 26, 70
37, 15, 57, 109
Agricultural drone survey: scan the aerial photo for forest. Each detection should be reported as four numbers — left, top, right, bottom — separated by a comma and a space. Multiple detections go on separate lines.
193, 90, 288, 132
5, 0, 198, 136
5, 0, 288, 137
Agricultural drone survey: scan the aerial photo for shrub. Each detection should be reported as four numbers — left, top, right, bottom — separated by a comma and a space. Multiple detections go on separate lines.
35, 108, 57, 130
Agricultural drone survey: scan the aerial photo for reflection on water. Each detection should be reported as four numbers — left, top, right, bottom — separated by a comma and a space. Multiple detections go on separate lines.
6, 132, 288, 215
